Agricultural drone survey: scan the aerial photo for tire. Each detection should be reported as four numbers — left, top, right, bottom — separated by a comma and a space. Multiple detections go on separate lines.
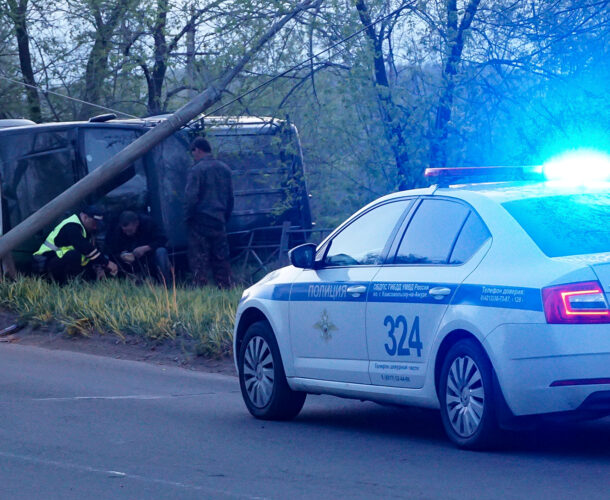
439, 339, 500, 450
238, 321, 306, 420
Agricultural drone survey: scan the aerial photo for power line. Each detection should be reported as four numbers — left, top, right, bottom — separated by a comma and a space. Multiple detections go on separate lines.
0, 74, 139, 119
1, 5, 403, 122
206, 6, 405, 116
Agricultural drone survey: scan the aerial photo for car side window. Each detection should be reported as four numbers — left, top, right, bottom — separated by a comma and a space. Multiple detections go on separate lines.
324, 200, 412, 266
449, 211, 491, 264
394, 199, 469, 265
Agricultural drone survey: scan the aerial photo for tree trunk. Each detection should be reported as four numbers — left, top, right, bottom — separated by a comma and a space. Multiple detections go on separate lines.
147, 0, 169, 115
79, 2, 131, 119
7, 0, 41, 122
429, 0, 481, 167
354, 0, 415, 189
186, 6, 197, 100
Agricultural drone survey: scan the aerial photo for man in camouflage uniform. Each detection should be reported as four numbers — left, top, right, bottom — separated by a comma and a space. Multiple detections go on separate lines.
185, 137, 234, 288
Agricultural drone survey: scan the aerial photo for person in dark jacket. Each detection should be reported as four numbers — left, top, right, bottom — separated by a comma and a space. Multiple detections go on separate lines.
185, 137, 234, 288
33, 206, 118, 284
106, 210, 172, 284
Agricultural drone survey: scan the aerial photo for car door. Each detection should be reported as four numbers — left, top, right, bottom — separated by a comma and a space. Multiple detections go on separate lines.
290, 198, 414, 384
366, 198, 491, 388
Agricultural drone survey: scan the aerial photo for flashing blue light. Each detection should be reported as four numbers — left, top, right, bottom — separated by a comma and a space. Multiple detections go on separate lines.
543, 150, 610, 185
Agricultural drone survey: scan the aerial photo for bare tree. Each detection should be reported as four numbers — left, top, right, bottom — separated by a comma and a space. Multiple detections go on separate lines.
429, 0, 481, 167
3, 0, 41, 121
134, 0, 225, 115
354, 0, 416, 188
73, 0, 135, 119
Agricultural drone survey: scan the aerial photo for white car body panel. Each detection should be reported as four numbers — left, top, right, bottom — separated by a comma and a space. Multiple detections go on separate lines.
289, 266, 377, 384
235, 182, 610, 420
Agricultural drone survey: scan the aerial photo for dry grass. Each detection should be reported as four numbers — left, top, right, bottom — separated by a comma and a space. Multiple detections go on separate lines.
0, 276, 243, 358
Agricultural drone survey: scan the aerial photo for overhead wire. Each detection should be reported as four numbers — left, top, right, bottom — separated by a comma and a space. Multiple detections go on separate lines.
0, 4, 404, 122
0, 74, 139, 119
206, 5, 405, 117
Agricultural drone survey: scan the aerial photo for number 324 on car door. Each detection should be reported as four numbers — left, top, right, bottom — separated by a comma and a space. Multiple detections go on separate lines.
383, 315, 423, 358
366, 309, 426, 388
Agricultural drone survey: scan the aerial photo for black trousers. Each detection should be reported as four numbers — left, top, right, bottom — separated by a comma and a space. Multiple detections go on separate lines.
45, 251, 91, 284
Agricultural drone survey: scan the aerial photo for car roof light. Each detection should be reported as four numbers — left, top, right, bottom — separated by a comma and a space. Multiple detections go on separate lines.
424, 166, 544, 187
542, 149, 610, 186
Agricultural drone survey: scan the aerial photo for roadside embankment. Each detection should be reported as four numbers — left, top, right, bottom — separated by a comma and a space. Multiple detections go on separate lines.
0, 276, 242, 360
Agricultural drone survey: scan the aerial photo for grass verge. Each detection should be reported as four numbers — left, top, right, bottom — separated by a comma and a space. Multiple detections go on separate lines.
0, 276, 243, 358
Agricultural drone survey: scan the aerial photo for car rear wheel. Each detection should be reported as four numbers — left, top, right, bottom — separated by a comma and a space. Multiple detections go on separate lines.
238, 321, 306, 420
439, 339, 500, 449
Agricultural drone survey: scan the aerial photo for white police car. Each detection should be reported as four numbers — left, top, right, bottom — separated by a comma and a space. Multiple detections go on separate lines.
233, 151, 610, 449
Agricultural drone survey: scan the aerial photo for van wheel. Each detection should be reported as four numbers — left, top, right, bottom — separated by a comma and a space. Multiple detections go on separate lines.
439, 339, 500, 449
238, 321, 306, 420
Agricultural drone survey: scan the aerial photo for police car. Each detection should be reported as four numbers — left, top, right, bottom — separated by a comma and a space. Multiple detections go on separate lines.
233, 151, 610, 449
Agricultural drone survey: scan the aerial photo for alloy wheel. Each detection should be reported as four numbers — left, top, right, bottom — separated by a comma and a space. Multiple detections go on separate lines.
445, 355, 485, 437
243, 335, 275, 408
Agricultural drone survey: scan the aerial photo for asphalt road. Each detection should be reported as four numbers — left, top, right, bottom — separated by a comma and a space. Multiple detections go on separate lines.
0, 344, 608, 500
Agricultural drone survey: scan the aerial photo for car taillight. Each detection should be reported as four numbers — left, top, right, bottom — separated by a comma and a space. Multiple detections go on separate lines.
542, 281, 610, 324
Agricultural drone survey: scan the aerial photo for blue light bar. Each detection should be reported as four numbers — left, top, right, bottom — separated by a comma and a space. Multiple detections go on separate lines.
542, 150, 610, 185
425, 166, 544, 187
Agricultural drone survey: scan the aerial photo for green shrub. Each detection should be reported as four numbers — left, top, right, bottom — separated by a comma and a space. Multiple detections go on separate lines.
0, 276, 243, 358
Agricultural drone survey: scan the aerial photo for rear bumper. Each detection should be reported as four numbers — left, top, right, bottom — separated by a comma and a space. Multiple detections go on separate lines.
484, 323, 610, 416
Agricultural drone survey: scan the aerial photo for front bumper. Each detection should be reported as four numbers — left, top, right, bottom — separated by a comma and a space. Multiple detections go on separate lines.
484, 323, 610, 416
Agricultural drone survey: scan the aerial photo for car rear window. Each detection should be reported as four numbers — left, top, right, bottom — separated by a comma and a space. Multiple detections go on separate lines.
502, 194, 610, 257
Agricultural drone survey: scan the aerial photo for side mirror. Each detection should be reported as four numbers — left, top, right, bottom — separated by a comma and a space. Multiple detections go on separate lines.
288, 243, 317, 269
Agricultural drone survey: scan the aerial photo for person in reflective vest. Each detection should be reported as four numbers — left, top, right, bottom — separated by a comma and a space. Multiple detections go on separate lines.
34, 206, 118, 283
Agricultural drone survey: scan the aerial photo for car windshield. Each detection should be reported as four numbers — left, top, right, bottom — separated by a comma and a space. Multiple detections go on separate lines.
502, 193, 610, 257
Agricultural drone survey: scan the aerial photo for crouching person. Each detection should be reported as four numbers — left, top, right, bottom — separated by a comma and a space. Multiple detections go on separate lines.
33, 206, 118, 284
106, 210, 172, 285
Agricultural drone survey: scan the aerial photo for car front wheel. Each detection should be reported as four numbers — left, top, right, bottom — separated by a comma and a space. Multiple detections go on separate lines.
439, 339, 500, 449
238, 321, 306, 420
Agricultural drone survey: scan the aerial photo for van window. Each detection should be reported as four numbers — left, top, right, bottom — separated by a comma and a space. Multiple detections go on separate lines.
0, 129, 76, 231
82, 128, 147, 214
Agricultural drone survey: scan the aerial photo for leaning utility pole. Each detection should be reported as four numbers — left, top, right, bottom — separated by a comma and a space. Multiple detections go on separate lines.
0, 0, 318, 260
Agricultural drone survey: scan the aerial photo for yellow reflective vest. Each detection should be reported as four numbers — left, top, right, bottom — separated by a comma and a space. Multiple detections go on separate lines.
34, 214, 90, 266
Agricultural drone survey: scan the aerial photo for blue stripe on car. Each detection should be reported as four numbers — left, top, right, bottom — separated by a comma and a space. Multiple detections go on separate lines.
253, 282, 543, 311
452, 284, 542, 311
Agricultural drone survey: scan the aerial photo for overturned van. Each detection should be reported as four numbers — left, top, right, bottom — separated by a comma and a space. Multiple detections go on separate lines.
0, 115, 312, 270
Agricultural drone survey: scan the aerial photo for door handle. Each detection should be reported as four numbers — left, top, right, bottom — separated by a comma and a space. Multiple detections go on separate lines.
346, 285, 367, 296
429, 287, 451, 299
